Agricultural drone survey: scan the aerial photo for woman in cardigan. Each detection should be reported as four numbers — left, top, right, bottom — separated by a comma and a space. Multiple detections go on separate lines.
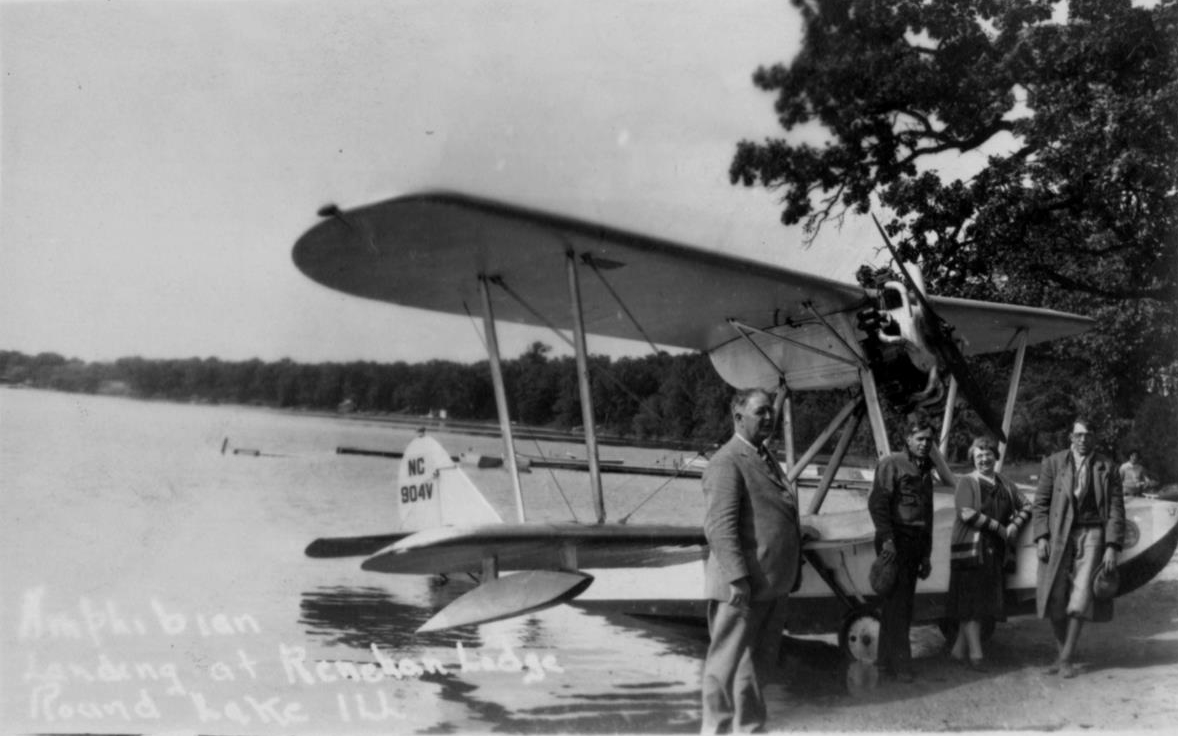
947, 437, 1031, 670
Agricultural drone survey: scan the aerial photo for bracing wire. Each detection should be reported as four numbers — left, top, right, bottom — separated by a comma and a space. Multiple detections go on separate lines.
462, 300, 489, 353
583, 254, 661, 355
618, 447, 711, 524
490, 276, 649, 408
489, 277, 575, 349
531, 436, 580, 522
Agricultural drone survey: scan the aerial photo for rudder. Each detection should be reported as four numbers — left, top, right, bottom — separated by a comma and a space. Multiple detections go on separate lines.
396, 435, 503, 530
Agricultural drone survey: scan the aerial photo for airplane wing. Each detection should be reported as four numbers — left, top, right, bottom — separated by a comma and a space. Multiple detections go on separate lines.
293, 192, 1093, 390
356, 517, 870, 575
351, 519, 872, 631
358, 522, 708, 632
359, 523, 707, 575
294, 191, 866, 352
928, 296, 1093, 357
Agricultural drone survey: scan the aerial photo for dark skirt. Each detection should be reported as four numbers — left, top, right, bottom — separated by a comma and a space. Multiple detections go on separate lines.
946, 538, 1006, 622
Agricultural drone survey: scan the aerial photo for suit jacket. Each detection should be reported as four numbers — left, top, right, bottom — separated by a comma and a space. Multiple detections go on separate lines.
702, 434, 802, 601
1031, 449, 1125, 620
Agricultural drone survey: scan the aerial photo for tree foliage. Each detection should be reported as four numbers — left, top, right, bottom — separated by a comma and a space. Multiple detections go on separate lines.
731, 0, 1178, 476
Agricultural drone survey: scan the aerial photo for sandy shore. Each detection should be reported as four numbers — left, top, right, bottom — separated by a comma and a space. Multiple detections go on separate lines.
760, 555, 1178, 733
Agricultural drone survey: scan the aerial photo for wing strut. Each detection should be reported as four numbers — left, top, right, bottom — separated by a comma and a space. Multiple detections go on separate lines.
808, 403, 865, 514
785, 396, 861, 484
478, 274, 527, 523
938, 375, 959, 457
566, 250, 605, 523
996, 329, 1029, 473
782, 394, 797, 473
930, 447, 957, 488
859, 368, 891, 457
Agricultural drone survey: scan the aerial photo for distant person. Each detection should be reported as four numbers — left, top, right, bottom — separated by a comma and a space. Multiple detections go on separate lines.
1120, 450, 1153, 497
868, 416, 936, 683
947, 437, 1031, 670
1032, 418, 1125, 678
700, 387, 802, 734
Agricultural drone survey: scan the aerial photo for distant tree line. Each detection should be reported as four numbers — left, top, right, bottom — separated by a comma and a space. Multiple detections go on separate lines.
0, 344, 729, 445
2, 344, 1172, 480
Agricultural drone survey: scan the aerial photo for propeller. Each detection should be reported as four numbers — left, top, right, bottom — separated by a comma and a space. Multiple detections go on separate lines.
870, 215, 1007, 443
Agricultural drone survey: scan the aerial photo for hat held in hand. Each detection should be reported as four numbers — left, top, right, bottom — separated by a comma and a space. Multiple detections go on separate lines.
870, 549, 898, 597
1092, 562, 1120, 601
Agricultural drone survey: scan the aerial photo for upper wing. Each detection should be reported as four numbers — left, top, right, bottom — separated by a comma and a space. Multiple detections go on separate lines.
293, 191, 868, 353
293, 192, 1093, 389
929, 296, 1093, 356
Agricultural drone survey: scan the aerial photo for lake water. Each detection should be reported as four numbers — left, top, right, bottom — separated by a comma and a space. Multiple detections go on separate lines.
0, 389, 737, 734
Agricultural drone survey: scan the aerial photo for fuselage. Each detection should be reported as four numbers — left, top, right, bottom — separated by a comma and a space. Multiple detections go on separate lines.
574, 492, 1178, 635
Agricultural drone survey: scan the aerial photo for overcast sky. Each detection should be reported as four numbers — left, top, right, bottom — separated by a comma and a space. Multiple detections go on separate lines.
1, 0, 893, 365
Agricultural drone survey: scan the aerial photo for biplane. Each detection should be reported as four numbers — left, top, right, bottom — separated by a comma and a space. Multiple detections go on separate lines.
295, 192, 1178, 660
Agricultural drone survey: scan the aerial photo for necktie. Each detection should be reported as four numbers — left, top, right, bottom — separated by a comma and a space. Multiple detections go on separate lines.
758, 445, 781, 478
1074, 455, 1089, 498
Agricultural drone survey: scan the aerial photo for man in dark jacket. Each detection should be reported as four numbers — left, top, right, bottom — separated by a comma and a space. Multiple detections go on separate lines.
1032, 418, 1125, 678
868, 417, 935, 682
700, 387, 802, 734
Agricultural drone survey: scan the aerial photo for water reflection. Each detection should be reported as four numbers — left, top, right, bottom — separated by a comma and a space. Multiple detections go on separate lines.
301, 578, 712, 657
423, 679, 701, 734
570, 603, 710, 657
298, 583, 707, 732
510, 691, 702, 734
296, 583, 882, 730
299, 581, 483, 650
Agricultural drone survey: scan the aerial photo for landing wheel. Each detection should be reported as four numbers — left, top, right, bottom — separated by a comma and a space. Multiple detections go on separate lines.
839, 609, 880, 664
937, 617, 995, 645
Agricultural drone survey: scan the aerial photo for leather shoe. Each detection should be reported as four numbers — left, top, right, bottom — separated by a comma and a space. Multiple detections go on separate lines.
967, 658, 988, 672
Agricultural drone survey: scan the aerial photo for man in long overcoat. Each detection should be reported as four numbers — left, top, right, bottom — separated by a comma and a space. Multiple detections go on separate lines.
700, 387, 802, 733
1031, 418, 1125, 678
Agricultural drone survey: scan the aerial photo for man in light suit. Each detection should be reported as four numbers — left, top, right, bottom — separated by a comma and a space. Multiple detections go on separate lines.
700, 387, 802, 734
1032, 418, 1125, 678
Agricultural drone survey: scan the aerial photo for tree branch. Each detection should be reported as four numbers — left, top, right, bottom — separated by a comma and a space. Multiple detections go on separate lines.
1029, 265, 1174, 301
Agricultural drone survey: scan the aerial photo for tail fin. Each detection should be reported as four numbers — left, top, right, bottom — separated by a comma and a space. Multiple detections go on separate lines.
396, 435, 503, 531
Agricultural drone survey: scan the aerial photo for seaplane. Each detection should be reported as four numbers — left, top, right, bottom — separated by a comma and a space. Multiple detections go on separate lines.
294, 191, 1178, 661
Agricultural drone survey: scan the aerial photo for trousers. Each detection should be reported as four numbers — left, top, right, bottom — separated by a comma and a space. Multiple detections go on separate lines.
700, 596, 788, 734
877, 533, 922, 674
1047, 525, 1104, 620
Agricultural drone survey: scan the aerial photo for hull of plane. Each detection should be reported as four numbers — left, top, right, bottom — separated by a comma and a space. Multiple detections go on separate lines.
573, 496, 1178, 636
